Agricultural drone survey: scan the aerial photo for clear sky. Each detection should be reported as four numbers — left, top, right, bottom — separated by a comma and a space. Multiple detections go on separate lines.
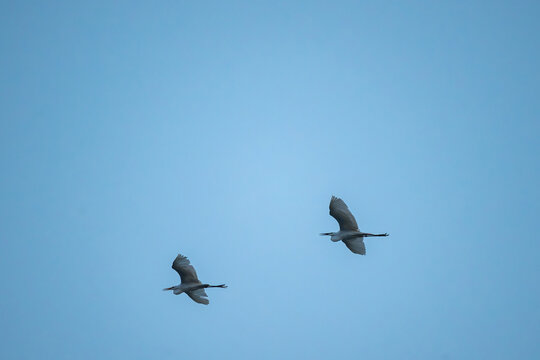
1, 1, 539, 359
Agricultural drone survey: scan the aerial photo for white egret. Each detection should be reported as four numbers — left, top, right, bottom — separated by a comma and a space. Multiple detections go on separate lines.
163, 254, 227, 305
320, 196, 388, 255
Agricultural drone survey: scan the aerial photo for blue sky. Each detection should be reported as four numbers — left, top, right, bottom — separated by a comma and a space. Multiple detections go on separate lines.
1, 1, 539, 359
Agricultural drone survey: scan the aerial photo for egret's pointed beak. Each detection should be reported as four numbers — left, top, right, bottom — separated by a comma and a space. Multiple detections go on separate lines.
163, 286, 174, 291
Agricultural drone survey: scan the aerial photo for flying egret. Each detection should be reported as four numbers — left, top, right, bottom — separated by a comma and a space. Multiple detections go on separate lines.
320, 196, 388, 255
163, 254, 227, 305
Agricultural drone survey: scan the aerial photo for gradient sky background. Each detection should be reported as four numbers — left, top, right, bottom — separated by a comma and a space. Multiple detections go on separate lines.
1, 1, 539, 359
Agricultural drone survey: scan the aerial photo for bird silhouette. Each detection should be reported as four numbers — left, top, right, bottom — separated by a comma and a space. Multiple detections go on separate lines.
163, 254, 227, 304
320, 196, 388, 255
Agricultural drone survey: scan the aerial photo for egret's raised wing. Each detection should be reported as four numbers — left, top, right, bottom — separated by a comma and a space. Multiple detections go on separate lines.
172, 254, 201, 284
343, 238, 366, 255
187, 288, 209, 305
329, 196, 359, 231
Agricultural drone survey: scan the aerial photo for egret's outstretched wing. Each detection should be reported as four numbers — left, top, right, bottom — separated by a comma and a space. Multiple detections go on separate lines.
343, 237, 366, 255
187, 288, 209, 305
172, 254, 200, 284
329, 196, 359, 231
